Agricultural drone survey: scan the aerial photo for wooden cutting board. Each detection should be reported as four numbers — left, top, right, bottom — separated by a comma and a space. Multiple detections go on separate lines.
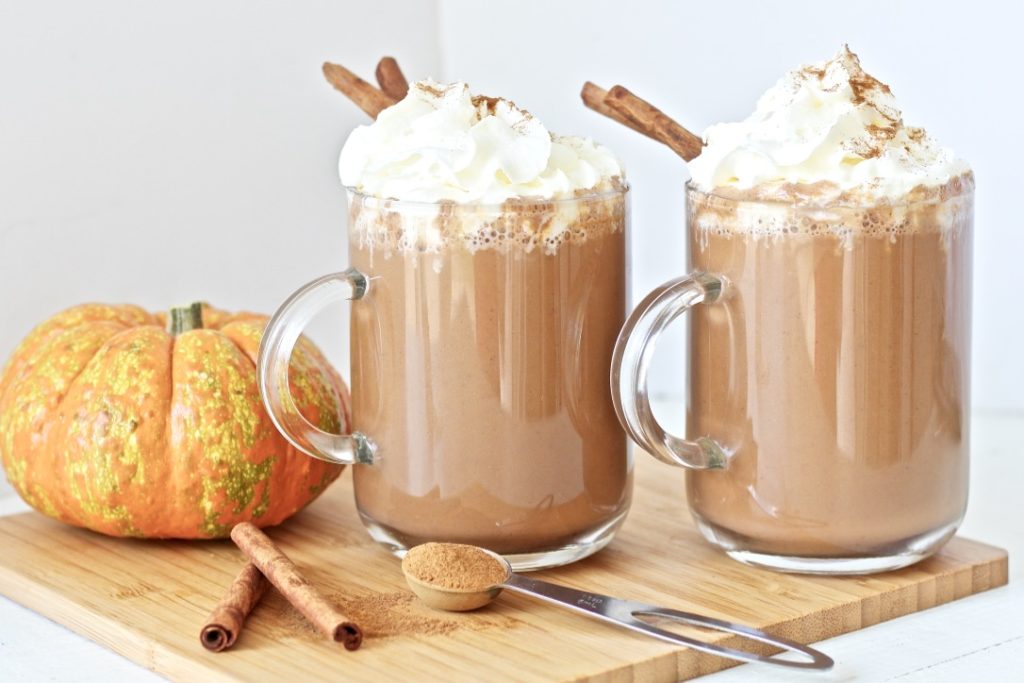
0, 454, 1008, 682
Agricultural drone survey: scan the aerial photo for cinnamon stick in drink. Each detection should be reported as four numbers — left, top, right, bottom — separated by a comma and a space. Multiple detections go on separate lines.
375, 56, 410, 100
200, 562, 268, 652
580, 82, 647, 136
604, 85, 704, 161
230, 523, 363, 650
322, 62, 396, 119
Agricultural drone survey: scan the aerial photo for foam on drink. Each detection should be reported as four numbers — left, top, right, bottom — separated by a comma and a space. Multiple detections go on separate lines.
689, 46, 969, 203
340, 80, 625, 253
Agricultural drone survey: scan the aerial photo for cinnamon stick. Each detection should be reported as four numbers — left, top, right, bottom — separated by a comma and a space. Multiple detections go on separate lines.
375, 56, 409, 101
580, 81, 647, 137
230, 523, 363, 650
322, 62, 396, 119
604, 85, 704, 161
200, 562, 268, 652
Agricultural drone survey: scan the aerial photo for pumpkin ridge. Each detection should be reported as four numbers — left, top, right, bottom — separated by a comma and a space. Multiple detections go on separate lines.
1, 321, 135, 512
50, 324, 142, 418
214, 322, 292, 527
212, 311, 266, 331
217, 320, 345, 523
51, 326, 173, 536
0, 304, 155, 401
162, 326, 178, 531
0, 319, 130, 411
170, 329, 279, 537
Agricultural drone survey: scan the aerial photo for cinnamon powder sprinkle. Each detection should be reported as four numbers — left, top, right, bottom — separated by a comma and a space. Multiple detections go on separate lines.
402, 543, 509, 592
336, 592, 460, 637
271, 589, 517, 639
271, 590, 460, 639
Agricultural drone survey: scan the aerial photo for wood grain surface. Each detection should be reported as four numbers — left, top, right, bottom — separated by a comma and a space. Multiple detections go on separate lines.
0, 455, 1008, 682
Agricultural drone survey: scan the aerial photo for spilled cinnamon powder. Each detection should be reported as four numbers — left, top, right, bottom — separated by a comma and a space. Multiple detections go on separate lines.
269, 589, 516, 640
402, 543, 509, 592
336, 592, 459, 637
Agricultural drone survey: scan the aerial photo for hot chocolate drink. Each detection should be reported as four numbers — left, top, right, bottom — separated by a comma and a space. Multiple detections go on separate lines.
685, 48, 973, 570
338, 81, 631, 567
261, 78, 630, 569
686, 181, 972, 561
612, 47, 973, 573
347, 190, 630, 558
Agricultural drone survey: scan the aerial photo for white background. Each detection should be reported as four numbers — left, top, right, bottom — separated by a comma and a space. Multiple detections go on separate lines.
1, 1, 1020, 412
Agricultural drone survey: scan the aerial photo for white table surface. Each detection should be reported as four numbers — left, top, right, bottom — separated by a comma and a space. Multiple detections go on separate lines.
1, 409, 1020, 682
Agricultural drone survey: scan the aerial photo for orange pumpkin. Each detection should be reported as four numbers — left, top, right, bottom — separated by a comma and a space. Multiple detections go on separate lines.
0, 302, 347, 538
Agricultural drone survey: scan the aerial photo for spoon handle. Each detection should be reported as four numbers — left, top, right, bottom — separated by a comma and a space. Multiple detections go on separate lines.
502, 574, 833, 671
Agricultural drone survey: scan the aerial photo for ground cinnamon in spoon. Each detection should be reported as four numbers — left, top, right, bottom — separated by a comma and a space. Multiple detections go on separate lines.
402, 543, 509, 591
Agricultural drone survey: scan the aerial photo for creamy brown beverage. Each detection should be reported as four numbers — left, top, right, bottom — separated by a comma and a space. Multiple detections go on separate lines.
612, 47, 973, 573
259, 79, 631, 570
686, 180, 972, 561
348, 192, 630, 558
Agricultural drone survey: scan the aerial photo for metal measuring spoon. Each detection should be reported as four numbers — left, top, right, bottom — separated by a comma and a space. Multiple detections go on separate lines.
402, 544, 833, 671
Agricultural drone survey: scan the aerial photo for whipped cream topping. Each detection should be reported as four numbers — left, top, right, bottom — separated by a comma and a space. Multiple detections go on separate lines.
340, 80, 623, 203
687, 46, 970, 202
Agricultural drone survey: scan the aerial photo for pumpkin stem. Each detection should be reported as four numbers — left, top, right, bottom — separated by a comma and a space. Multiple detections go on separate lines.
168, 302, 204, 336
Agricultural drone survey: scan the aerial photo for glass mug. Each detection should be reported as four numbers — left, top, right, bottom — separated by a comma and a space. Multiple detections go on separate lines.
612, 181, 973, 574
259, 188, 632, 570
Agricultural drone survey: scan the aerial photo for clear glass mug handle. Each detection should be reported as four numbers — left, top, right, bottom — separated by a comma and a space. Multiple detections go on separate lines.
257, 268, 378, 465
611, 272, 729, 469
